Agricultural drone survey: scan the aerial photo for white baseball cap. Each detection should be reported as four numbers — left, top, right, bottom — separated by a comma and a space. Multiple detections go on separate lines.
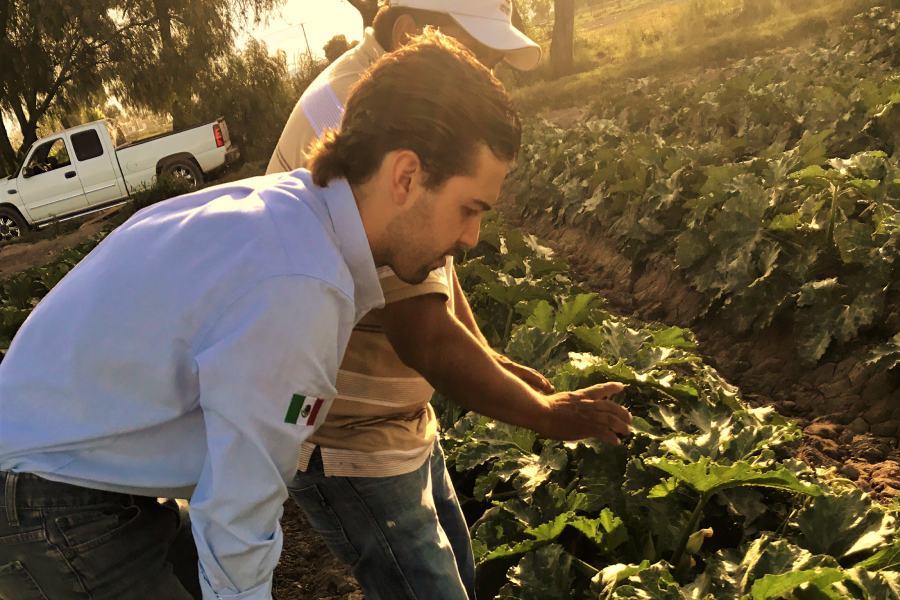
388, 0, 542, 71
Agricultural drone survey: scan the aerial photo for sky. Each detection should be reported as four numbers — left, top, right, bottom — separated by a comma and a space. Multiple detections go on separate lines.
243, 0, 364, 67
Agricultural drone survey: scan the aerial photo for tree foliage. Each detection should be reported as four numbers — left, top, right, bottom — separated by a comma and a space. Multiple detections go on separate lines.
323, 34, 355, 63
0, 0, 144, 173
191, 40, 325, 162
0, 0, 282, 175
109, 0, 281, 129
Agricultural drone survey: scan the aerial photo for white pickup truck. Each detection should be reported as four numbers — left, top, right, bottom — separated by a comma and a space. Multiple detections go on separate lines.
0, 118, 239, 241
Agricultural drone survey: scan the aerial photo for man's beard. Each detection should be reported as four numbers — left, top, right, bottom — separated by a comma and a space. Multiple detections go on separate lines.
394, 264, 433, 285
383, 193, 445, 284
390, 249, 444, 285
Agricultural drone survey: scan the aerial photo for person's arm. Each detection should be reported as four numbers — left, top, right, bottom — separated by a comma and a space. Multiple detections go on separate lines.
450, 265, 554, 394
450, 265, 490, 346
190, 276, 351, 599
378, 294, 631, 443
266, 99, 315, 174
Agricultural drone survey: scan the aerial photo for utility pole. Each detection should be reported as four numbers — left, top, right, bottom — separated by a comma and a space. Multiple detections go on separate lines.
299, 22, 314, 65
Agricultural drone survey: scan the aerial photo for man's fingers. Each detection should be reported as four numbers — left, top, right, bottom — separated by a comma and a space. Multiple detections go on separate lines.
529, 371, 555, 394
581, 382, 627, 399
577, 400, 631, 433
543, 383, 633, 443
590, 429, 621, 446
604, 413, 633, 437
508, 362, 555, 394
577, 389, 631, 425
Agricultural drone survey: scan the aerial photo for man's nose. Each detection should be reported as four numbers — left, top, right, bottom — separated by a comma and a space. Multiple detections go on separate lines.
458, 219, 481, 250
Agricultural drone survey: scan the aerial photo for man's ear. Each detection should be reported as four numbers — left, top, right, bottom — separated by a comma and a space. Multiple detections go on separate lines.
390, 150, 422, 207
391, 14, 420, 49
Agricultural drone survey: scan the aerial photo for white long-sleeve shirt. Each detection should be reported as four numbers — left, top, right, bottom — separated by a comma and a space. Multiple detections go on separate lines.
0, 170, 384, 599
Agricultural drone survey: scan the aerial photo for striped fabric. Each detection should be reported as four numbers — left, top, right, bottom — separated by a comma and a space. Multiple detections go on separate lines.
299, 78, 344, 138
298, 261, 455, 476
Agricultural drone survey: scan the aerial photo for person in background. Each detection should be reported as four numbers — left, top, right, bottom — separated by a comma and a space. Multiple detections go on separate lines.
268, 4, 628, 600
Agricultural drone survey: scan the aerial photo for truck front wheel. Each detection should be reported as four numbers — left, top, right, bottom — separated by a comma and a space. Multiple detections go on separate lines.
163, 159, 204, 189
0, 207, 27, 243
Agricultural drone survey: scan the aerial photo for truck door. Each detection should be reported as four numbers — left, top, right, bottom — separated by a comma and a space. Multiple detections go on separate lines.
69, 128, 127, 206
16, 137, 88, 223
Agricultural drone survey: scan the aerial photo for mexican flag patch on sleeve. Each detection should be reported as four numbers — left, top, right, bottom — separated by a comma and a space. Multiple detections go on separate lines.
284, 394, 325, 426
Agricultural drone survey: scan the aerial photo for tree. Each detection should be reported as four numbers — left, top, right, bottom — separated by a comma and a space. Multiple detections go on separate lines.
0, 0, 285, 174
550, 0, 575, 77
0, 0, 149, 174
514, 0, 553, 37
323, 34, 355, 63
111, 0, 282, 130
346, 0, 379, 27
193, 40, 301, 162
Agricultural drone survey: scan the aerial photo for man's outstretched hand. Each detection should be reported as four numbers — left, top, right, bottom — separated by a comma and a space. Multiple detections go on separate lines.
494, 353, 555, 394
537, 382, 632, 444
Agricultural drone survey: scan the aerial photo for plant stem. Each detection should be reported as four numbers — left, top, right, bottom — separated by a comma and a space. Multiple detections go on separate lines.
671, 490, 710, 567
503, 304, 515, 342
571, 555, 600, 578
825, 182, 839, 249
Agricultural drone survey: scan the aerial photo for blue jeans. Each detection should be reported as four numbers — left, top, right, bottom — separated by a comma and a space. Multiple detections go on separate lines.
0, 471, 200, 600
288, 441, 476, 600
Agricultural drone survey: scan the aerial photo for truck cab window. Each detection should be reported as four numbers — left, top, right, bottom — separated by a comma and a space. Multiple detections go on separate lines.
25, 139, 71, 177
72, 130, 104, 161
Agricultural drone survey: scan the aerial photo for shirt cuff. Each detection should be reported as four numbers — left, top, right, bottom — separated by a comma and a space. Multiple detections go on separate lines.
380, 267, 451, 305
200, 568, 272, 600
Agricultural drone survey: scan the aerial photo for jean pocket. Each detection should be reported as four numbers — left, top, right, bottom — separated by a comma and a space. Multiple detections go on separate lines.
48, 500, 179, 599
0, 560, 50, 600
289, 485, 360, 566
53, 503, 141, 552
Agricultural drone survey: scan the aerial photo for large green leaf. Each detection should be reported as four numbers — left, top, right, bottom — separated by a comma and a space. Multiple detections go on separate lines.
650, 326, 698, 350
750, 568, 846, 600
658, 413, 801, 464
675, 229, 710, 269
834, 220, 876, 265
855, 540, 900, 572
700, 535, 842, 598
797, 489, 897, 561
645, 457, 822, 497
555, 293, 603, 330
505, 325, 568, 367
837, 568, 900, 598
495, 544, 578, 600
795, 279, 844, 363
483, 508, 627, 563
570, 443, 628, 514
866, 334, 900, 371
597, 561, 686, 599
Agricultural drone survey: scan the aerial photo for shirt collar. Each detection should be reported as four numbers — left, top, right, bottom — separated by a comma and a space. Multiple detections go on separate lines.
318, 177, 385, 319
357, 28, 386, 66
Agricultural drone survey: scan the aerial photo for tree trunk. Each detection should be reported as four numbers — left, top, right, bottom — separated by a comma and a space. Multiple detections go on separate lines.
550, 0, 575, 77
0, 0, 13, 173
347, 0, 378, 28
18, 122, 38, 163
153, 0, 189, 129
0, 117, 18, 175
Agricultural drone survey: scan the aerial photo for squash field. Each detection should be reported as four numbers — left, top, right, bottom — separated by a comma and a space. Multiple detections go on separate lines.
0, 4, 897, 599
